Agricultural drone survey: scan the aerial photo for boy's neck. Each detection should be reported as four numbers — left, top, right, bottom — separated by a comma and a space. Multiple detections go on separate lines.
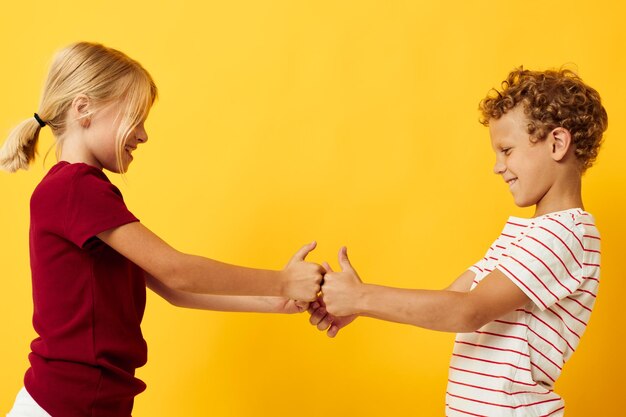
533, 173, 584, 217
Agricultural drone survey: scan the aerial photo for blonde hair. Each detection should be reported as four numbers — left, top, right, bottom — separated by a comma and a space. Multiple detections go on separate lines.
0, 42, 157, 172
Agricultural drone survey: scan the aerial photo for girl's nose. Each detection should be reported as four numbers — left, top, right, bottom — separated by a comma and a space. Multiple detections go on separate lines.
135, 125, 148, 144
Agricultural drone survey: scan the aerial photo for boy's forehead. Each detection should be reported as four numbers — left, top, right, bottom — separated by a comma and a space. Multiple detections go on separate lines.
489, 106, 528, 142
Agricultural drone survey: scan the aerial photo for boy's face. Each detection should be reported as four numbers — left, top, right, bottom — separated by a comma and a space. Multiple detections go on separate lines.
489, 105, 556, 209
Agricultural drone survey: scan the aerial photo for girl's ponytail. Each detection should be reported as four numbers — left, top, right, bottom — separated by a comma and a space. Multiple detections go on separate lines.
0, 116, 45, 172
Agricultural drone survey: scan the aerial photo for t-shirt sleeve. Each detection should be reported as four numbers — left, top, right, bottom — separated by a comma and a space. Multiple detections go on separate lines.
469, 248, 491, 275
64, 167, 139, 248
496, 216, 584, 311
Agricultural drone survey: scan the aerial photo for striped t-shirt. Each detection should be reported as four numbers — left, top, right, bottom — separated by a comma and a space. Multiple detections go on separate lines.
446, 208, 600, 417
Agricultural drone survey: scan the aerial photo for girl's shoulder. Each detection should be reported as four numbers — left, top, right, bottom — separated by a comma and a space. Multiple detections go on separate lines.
37, 161, 111, 192
32, 162, 113, 206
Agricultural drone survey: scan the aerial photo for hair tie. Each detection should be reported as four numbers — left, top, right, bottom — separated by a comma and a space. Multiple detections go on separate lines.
34, 113, 46, 128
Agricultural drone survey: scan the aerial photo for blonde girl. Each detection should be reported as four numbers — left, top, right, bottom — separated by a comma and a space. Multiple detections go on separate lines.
2, 42, 324, 417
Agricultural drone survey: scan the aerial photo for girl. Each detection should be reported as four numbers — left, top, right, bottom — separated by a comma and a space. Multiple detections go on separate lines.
1, 42, 324, 417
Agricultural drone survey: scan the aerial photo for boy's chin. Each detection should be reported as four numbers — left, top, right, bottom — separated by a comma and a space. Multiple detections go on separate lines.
512, 196, 537, 208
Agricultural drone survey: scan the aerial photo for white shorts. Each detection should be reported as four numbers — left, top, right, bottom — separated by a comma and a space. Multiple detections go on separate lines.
6, 388, 51, 417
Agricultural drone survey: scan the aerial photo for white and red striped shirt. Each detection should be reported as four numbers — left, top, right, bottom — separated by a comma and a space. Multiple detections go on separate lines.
446, 208, 600, 417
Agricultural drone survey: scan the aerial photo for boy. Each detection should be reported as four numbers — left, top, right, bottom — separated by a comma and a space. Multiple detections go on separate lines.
309, 68, 607, 416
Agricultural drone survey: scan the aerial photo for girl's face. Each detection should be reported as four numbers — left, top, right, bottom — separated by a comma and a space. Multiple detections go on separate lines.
489, 105, 556, 210
85, 102, 148, 173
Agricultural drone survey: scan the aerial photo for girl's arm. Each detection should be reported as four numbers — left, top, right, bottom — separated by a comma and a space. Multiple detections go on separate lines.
97, 222, 324, 301
146, 273, 307, 313
321, 247, 530, 333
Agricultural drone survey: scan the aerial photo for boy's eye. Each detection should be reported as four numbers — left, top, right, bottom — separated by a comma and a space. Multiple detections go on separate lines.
501, 148, 512, 156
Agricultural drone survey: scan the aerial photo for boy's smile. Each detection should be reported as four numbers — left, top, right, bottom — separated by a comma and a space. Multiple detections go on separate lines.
489, 105, 556, 211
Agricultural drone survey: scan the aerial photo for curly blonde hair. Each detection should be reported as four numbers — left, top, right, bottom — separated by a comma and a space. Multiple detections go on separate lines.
479, 67, 608, 171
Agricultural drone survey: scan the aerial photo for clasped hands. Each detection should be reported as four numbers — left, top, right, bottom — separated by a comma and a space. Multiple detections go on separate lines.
282, 242, 362, 337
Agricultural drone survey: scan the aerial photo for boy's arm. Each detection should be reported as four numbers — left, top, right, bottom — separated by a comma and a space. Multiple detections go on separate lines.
309, 267, 476, 337
145, 273, 307, 313
322, 247, 530, 333
443, 270, 476, 292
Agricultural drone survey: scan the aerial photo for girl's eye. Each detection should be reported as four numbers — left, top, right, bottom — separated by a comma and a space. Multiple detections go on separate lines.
502, 148, 512, 156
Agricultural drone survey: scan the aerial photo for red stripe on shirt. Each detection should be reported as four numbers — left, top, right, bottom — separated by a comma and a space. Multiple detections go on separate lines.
566, 295, 592, 312
546, 308, 581, 339
539, 226, 582, 268
507, 221, 528, 228
446, 405, 489, 417
452, 354, 530, 372
446, 392, 561, 409
448, 379, 551, 396
499, 265, 549, 309
449, 366, 539, 387
494, 319, 564, 355
527, 343, 562, 371
455, 340, 529, 358
518, 309, 576, 352
583, 276, 599, 282
525, 236, 581, 284
529, 359, 556, 383
555, 303, 587, 327
579, 289, 597, 298
511, 243, 573, 294
502, 257, 559, 304
540, 406, 565, 417
546, 217, 583, 250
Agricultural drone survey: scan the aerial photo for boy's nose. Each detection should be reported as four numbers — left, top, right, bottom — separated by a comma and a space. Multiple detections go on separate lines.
493, 160, 506, 175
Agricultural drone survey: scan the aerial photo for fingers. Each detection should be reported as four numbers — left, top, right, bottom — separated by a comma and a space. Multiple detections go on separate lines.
308, 301, 327, 325
322, 261, 334, 273
338, 246, 353, 271
327, 324, 339, 338
291, 241, 317, 263
317, 313, 333, 331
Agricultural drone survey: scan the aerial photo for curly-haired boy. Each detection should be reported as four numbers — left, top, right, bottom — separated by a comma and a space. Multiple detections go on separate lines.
310, 67, 607, 417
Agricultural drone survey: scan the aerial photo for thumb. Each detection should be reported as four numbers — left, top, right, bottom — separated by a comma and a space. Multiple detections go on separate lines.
338, 246, 354, 271
291, 241, 317, 263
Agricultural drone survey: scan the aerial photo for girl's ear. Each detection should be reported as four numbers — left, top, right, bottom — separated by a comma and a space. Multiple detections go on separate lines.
71, 94, 92, 128
549, 127, 572, 162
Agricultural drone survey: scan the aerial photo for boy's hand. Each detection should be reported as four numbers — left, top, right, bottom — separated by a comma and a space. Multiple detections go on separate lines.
281, 241, 325, 301
308, 293, 357, 337
320, 247, 363, 317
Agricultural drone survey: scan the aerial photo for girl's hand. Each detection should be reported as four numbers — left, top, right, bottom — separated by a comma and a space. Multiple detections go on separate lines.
281, 242, 325, 302
280, 299, 310, 314
320, 247, 363, 317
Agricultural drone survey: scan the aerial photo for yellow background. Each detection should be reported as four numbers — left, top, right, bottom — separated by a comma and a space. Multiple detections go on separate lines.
1, 1, 623, 415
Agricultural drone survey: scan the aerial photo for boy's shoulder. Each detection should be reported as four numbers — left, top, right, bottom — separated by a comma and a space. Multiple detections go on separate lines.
510, 208, 598, 252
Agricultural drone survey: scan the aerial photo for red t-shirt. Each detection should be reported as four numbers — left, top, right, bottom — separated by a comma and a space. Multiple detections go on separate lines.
25, 161, 147, 417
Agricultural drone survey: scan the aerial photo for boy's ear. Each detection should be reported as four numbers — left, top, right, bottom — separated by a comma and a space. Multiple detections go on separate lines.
71, 94, 92, 128
549, 127, 572, 162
